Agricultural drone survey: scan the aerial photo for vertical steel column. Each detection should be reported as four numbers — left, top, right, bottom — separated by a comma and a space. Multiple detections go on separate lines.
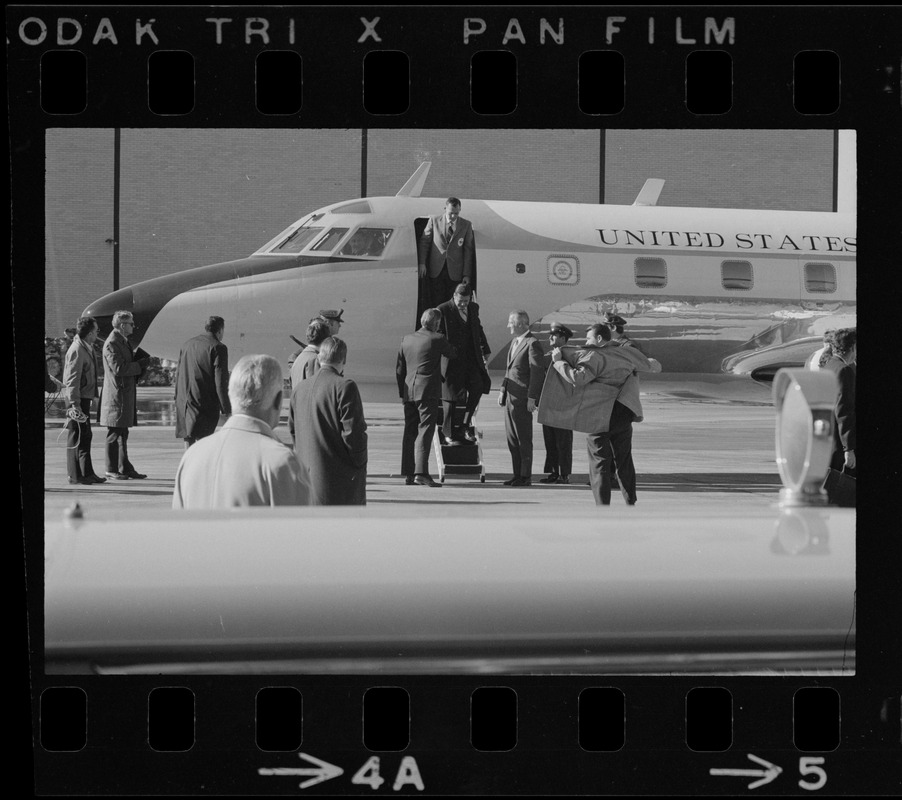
599, 128, 606, 204
361, 127, 368, 198
112, 127, 121, 290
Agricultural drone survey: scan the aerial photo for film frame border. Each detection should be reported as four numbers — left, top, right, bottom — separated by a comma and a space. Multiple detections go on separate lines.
14, 4, 902, 795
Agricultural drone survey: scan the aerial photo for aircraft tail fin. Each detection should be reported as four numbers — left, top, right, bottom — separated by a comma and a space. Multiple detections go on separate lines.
632, 179, 665, 206
396, 161, 432, 197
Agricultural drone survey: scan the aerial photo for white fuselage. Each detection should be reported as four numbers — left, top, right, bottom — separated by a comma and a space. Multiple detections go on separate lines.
129, 193, 855, 384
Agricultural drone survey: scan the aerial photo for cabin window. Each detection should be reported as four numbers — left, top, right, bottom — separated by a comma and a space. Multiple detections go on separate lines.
310, 227, 349, 252
804, 262, 837, 293
338, 228, 393, 258
273, 226, 324, 253
634, 257, 667, 288
721, 260, 753, 290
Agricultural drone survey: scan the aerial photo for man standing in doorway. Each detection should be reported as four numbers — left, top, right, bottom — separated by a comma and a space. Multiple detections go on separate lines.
418, 197, 476, 308
499, 311, 546, 486
174, 315, 231, 448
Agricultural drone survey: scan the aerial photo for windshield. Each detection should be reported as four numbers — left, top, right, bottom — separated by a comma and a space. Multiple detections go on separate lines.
311, 227, 349, 252
272, 226, 324, 253
337, 228, 393, 258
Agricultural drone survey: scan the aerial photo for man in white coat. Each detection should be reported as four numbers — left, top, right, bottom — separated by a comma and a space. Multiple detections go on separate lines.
173, 354, 311, 508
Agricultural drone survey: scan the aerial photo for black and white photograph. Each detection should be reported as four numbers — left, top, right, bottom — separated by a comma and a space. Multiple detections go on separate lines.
41, 126, 857, 677
17, 5, 900, 796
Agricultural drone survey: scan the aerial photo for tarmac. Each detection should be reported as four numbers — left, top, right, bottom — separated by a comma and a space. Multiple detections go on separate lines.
42, 375, 786, 520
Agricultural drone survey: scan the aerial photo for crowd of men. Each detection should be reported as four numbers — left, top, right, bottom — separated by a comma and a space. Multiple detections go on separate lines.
51, 196, 853, 510
53, 297, 668, 509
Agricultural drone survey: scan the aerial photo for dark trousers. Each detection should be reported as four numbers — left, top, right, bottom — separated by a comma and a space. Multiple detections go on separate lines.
504, 397, 534, 478
105, 427, 135, 474
424, 264, 457, 310
442, 366, 483, 438
587, 402, 637, 505
66, 398, 96, 480
401, 398, 439, 476
542, 424, 573, 477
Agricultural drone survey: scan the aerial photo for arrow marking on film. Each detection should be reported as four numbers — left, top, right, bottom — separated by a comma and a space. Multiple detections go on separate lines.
710, 753, 782, 790
259, 752, 344, 789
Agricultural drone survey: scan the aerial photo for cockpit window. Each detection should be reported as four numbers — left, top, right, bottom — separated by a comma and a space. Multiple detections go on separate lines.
311, 228, 349, 252
337, 228, 394, 258
273, 226, 324, 253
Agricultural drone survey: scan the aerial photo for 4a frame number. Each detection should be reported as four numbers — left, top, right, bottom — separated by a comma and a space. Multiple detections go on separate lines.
352, 756, 425, 791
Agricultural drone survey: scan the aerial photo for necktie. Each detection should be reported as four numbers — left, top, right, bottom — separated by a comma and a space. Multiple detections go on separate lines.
447, 223, 454, 240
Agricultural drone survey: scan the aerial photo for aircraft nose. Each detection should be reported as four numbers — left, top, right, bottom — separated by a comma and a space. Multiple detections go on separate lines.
82, 287, 135, 339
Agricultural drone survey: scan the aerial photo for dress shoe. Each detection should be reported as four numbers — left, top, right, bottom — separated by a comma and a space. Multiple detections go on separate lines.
124, 470, 147, 479
405, 476, 415, 485
86, 474, 107, 484
463, 428, 478, 443
502, 477, 519, 485
67, 477, 93, 485
539, 474, 559, 484
446, 437, 468, 447
558, 476, 570, 485
511, 477, 532, 486
105, 471, 130, 480
413, 475, 442, 487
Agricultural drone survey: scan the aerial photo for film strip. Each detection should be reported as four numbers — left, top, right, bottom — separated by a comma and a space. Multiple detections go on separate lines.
16, 4, 901, 795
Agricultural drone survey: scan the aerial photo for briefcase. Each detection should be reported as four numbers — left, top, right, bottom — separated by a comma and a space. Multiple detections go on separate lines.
823, 467, 856, 507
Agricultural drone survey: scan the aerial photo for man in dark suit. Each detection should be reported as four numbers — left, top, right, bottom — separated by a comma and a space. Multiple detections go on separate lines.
396, 308, 457, 487
498, 311, 546, 486
62, 316, 104, 484
539, 323, 575, 484
436, 283, 491, 444
417, 197, 476, 308
821, 327, 856, 474
291, 337, 368, 505
174, 315, 231, 448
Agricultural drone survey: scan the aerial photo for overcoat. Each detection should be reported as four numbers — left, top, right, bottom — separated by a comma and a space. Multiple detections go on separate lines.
291, 365, 368, 505
99, 329, 143, 428
172, 415, 311, 508
174, 332, 231, 439
822, 354, 856, 468
417, 214, 476, 282
63, 336, 99, 405
537, 344, 657, 433
436, 299, 491, 399
289, 345, 320, 389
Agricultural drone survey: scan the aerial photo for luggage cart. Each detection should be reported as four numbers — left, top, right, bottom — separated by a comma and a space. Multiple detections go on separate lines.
433, 407, 485, 483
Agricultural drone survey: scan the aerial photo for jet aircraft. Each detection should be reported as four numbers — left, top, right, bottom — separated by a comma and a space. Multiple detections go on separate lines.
84, 132, 856, 385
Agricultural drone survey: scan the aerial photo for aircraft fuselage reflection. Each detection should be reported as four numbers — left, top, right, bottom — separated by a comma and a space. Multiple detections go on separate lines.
84, 193, 856, 384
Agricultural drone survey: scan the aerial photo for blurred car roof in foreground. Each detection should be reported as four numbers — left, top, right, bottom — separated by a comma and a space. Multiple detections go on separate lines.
45, 505, 855, 676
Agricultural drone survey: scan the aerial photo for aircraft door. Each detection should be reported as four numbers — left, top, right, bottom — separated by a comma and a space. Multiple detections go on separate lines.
413, 216, 478, 329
